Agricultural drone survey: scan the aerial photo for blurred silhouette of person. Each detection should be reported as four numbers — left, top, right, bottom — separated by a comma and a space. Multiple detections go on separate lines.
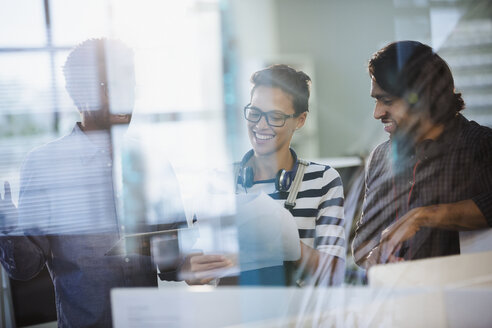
0, 38, 184, 327
352, 41, 492, 270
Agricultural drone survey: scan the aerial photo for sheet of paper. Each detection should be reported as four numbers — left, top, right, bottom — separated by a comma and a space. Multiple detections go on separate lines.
460, 228, 492, 254
181, 192, 301, 278
235, 192, 301, 271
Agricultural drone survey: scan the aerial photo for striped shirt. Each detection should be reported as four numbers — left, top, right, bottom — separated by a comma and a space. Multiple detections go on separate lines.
236, 162, 346, 259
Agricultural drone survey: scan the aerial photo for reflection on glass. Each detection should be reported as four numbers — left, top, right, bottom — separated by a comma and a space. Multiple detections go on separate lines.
0, 1, 491, 327
50, 0, 109, 46
0, 39, 183, 328
110, 0, 223, 114
0, 0, 46, 47
0, 53, 54, 136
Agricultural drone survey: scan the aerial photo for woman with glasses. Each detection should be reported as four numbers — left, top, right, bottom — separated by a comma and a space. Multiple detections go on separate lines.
186, 65, 345, 286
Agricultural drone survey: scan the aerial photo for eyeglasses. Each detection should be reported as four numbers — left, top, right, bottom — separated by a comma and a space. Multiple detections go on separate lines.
243, 104, 298, 127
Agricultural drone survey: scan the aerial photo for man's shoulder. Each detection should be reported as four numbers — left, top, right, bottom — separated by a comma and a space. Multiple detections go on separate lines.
461, 118, 492, 140
23, 131, 79, 167
453, 116, 492, 153
368, 140, 391, 163
362, 140, 392, 182
373, 139, 391, 151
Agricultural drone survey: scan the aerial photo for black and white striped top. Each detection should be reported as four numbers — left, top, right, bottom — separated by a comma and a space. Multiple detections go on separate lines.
236, 162, 346, 259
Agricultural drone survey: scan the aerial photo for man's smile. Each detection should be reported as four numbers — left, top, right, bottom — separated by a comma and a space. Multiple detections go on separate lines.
254, 131, 275, 140
382, 120, 396, 133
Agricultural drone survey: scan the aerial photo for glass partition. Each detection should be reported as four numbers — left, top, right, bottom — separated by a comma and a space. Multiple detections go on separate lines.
0, 0, 491, 326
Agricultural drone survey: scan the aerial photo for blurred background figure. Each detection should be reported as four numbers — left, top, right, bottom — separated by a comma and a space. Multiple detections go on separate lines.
0, 38, 176, 328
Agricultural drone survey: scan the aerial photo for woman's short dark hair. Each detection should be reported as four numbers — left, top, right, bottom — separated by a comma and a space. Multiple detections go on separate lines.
250, 64, 311, 115
368, 40, 464, 124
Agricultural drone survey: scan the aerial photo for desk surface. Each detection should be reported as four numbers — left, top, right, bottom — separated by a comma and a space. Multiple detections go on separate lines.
111, 286, 492, 328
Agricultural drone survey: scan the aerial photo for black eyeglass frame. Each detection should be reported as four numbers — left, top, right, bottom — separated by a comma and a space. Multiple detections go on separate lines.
243, 104, 298, 127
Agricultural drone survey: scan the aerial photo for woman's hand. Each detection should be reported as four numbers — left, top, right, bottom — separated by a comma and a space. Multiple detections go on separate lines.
181, 253, 233, 285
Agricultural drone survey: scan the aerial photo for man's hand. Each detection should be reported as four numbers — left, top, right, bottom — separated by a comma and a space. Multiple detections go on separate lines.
378, 206, 428, 261
0, 181, 18, 232
378, 201, 488, 261
181, 253, 233, 285
359, 204, 456, 269
364, 244, 404, 270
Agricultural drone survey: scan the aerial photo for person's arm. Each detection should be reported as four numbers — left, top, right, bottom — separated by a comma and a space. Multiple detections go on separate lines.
470, 133, 492, 227
181, 253, 233, 285
378, 200, 488, 261
379, 132, 492, 260
295, 167, 345, 285
295, 243, 344, 286
352, 148, 382, 268
352, 202, 376, 269
0, 181, 49, 281
0, 235, 50, 281
473, 194, 492, 228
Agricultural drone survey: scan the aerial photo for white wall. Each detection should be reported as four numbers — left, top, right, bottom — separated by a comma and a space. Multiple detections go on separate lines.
228, 0, 436, 158
274, 0, 398, 157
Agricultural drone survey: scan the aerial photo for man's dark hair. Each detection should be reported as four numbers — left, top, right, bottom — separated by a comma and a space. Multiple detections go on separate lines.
369, 40, 464, 124
63, 38, 134, 111
250, 64, 311, 115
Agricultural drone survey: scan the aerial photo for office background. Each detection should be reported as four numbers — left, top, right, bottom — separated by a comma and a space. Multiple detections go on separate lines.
0, 0, 491, 326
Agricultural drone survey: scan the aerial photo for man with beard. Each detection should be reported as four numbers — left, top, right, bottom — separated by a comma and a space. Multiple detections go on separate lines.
352, 41, 492, 270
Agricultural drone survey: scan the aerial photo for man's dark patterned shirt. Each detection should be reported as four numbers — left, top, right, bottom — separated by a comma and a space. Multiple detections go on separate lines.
353, 114, 492, 264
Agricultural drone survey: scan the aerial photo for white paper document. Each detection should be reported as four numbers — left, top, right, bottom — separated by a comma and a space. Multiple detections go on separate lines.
182, 192, 301, 278
235, 192, 301, 271
460, 228, 492, 254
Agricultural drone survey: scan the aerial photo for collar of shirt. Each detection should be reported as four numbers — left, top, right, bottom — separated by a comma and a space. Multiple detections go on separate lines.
72, 122, 112, 166
414, 114, 465, 162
